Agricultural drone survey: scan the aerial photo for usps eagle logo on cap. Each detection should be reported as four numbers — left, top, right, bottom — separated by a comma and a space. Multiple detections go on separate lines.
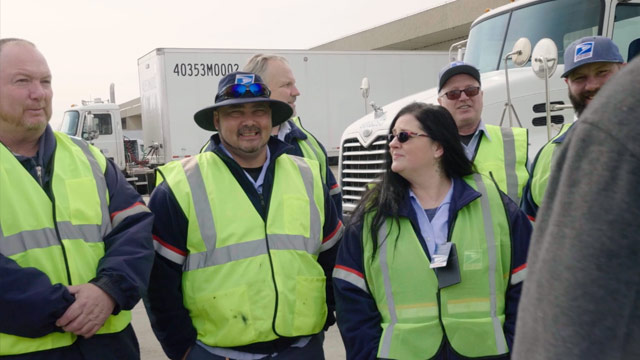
235, 74, 255, 84
575, 41, 594, 62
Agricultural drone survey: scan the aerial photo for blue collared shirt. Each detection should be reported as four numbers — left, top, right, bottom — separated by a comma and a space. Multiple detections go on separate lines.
408, 182, 455, 257
218, 142, 270, 194
462, 121, 491, 160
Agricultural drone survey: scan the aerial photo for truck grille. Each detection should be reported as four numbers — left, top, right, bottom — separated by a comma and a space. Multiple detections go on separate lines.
340, 135, 387, 213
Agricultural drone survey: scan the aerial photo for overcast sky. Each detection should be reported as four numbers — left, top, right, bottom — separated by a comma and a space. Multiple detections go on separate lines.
1, 0, 450, 124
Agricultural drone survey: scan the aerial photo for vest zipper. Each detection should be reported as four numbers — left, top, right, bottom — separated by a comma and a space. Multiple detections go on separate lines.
261, 166, 282, 337
436, 291, 448, 360
48, 150, 73, 285
265, 229, 281, 337
436, 213, 459, 358
52, 204, 73, 285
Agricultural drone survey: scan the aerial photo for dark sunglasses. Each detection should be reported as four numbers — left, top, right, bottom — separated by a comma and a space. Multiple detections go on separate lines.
217, 83, 271, 101
387, 131, 430, 143
440, 86, 480, 100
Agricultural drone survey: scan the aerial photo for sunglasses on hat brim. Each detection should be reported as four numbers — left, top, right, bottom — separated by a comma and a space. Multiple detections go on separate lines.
217, 83, 271, 102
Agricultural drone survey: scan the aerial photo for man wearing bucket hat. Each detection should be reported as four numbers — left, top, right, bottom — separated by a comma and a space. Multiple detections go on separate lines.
145, 72, 343, 360
522, 36, 625, 221
437, 61, 529, 204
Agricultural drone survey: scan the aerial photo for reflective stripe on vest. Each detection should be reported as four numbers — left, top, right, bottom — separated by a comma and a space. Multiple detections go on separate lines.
472, 173, 508, 354
363, 174, 511, 359
174, 155, 323, 271
158, 152, 327, 347
363, 216, 442, 359
0, 223, 102, 256
531, 123, 573, 207
291, 117, 330, 186
474, 125, 528, 203
0, 132, 131, 356
68, 137, 112, 238
377, 221, 400, 358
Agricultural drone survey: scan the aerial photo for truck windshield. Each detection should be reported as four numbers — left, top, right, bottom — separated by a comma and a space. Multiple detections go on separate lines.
60, 111, 79, 135
465, 0, 603, 73
613, 3, 640, 62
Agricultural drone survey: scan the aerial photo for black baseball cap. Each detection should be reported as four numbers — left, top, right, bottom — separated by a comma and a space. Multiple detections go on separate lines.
438, 61, 481, 92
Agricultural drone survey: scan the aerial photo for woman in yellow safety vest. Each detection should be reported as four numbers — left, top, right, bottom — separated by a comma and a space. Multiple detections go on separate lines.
333, 102, 532, 360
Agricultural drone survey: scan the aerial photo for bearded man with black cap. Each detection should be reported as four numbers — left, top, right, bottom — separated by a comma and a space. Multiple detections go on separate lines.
145, 72, 343, 360
437, 61, 530, 204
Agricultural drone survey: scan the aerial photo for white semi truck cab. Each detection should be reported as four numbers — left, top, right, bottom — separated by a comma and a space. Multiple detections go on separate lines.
59, 99, 155, 193
339, 0, 640, 214
60, 100, 126, 169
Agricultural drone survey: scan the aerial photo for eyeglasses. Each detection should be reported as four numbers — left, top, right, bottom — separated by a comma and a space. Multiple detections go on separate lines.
217, 83, 271, 101
440, 86, 480, 100
387, 131, 430, 143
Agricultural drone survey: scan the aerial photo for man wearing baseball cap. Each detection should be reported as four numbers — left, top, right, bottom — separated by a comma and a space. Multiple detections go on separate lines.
523, 36, 625, 221
145, 72, 343, 359
437, 61, 529, 204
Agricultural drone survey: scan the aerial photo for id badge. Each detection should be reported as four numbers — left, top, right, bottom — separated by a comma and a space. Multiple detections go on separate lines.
434, 243, 461, 289
430, 242, 452, 268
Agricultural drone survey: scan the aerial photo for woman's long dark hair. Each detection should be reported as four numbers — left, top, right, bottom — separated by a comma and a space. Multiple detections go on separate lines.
349, 102, 474, 256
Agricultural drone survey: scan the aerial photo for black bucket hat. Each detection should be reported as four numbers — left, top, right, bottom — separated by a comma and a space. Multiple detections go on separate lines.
194, 71, 293, 131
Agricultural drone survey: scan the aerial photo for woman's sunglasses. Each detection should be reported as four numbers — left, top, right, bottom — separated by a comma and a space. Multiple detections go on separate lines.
387, 131, 430, 143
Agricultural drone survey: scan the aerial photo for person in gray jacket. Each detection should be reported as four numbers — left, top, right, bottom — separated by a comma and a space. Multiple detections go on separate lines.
513, 57, 640, 359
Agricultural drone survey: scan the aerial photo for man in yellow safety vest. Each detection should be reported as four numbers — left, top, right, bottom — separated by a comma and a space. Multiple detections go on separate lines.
145, 71, 343, 360
0, 38, 154, 359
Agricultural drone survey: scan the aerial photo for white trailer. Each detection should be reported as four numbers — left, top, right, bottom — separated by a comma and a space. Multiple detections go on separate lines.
339, 0, 640, 213
60, 49, 450, 193
137, 48, 450, 162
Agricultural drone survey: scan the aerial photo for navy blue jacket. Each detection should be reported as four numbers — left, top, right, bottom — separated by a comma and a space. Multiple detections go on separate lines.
145, 135, 343, 360
282, 118, 343, 217
0, 126, 154, 359
334, 176, 532, 360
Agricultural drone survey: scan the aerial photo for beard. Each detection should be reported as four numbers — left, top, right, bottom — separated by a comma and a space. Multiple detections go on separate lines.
568, 88, 597, 117
0, 109, 50, 134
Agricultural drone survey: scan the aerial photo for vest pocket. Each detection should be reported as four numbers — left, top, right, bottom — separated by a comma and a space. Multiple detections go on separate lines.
381, 322, 442, 360
443, 315, 507, 357
190, 286, 257, 347
64, 177, 102, 224
293, 276, 326, 334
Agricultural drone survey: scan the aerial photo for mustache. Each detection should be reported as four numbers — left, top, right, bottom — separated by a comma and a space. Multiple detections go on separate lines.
579, 89, 598, 100
238, 126, 261, 134
26, 102, 49, 110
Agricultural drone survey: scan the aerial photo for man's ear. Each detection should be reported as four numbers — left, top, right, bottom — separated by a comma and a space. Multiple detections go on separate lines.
213, 111, 220, 130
